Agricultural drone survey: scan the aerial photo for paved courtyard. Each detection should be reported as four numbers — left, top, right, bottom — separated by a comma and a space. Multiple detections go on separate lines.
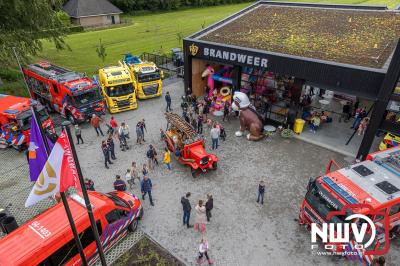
1, 78, 399, 265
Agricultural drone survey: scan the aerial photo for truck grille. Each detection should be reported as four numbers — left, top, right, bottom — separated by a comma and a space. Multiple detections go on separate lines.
304, 207, 322, 226
117, 99, 131, 107
143, 84, 159, 96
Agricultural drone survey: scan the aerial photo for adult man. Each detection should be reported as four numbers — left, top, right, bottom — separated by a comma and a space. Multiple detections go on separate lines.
141, 175, 154, 206
146, 145, 155, 169
101, 140, 112, 169
113, 175, 126, 191
210, 124, 220, 150
205, 194, 213, 222
90, 114, 104, 137
165, 91, 172, 112
107, 134, 116, 160
181, 192, 192, 228
140, 119, 147, 142
118, 122, 130, 151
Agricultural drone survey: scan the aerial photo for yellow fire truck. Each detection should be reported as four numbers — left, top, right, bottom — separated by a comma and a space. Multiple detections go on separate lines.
96, 65, 137, 113
121, 54, 163, 99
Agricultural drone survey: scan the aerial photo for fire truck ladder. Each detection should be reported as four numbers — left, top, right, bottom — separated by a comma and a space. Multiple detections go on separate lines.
165, 112, 197, 140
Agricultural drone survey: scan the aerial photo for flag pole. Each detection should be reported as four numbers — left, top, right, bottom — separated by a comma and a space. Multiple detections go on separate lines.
30, 105, 88, 266
12, 47, 33, 99
62, 121, 107, 266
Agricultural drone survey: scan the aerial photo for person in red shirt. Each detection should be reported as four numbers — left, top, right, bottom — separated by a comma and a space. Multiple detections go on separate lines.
90, 114, 104, 136
110, 116, 118, 134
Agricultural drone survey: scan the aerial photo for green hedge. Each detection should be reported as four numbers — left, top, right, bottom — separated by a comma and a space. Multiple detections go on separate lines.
110, 0, 253, 12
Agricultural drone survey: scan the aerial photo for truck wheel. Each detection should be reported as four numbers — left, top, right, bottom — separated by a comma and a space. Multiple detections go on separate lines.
191, 169, 197, 178
212, 162, 217, 170
128, 219, 138, 232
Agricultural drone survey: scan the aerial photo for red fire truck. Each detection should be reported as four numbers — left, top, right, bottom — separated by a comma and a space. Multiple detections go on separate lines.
299, 147, 400, 265
0, 191, 143, 266
0, 94, 54, 150
23, 62, 105, 124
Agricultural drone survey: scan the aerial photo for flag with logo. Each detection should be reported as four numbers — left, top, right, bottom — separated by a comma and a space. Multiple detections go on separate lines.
28, 113, 54, 181
25, 130, 81, 207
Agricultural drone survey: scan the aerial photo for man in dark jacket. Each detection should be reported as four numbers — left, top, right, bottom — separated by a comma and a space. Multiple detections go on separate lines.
107, 134, 116, 160
165, 92, 172, 112
141, 175, 154, 206
205, 194, 213, 222
101, 140, 113, 169
181, 192, 192, 228
113, 175, 126, 191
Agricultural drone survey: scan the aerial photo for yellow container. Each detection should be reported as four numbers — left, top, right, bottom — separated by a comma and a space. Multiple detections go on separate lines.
293, 119, 306, 134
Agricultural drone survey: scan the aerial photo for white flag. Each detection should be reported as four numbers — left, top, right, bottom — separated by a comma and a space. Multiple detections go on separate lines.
25, 138, 63, 207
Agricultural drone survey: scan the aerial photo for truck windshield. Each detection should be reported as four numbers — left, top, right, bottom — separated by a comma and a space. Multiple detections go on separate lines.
17, 107, 49, 131
305, 183, 345, 224
137, 71, 160, 83
72, 88, 101, 107
106, 83, 134, 97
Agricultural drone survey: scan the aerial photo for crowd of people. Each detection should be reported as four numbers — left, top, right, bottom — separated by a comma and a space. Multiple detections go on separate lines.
73, 90, 270, 265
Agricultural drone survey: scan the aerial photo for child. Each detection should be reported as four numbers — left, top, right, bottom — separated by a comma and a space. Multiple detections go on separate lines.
163, 147, 171, 170
142, 164, 149, 176
358, 117, 370, 136
160, 129, 166, 141
197, 238, 213, 265
125, 169, 134, 189
257, 181, 265, 205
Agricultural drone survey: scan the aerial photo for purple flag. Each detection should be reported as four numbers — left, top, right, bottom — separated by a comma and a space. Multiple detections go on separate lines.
28, 112, 54, 181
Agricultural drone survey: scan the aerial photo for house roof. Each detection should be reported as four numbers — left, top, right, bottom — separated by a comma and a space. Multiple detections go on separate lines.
194, 1, 400, 69
63, 0, 122, 18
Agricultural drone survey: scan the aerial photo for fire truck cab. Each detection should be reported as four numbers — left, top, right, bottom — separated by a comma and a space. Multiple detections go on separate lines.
96, 65, 138, 113
120, 54, 163, 99
0, 94, 54, 150
0, 191, 143, 266
23, 62, 105, 124
299, 147, 400, 264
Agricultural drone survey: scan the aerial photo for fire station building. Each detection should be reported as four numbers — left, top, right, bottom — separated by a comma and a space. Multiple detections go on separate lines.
183, 1, 400, 158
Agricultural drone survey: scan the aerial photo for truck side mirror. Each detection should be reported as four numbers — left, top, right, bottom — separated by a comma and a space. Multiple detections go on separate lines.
161, 70, 165, 80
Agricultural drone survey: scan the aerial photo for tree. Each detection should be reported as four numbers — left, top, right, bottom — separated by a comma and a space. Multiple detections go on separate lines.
0, 0, 68, 66
96, 39, 107, 62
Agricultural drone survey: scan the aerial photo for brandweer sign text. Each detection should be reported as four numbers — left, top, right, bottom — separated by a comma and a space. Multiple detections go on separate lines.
203, 48, 268, 67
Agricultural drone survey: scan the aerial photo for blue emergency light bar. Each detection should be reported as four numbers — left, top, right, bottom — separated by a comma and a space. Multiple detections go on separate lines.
4, 110, 19, 114
322, 176, 359, 204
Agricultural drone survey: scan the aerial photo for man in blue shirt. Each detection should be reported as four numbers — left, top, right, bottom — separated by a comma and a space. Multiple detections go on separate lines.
113, 175, 126, 191
141, 175, 154, 206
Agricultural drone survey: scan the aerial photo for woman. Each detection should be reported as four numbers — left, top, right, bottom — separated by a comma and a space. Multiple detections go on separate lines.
152, 146, 159, 166
197, 238, 213, 265
195, 200, 207, 233
130, 161, 140, 184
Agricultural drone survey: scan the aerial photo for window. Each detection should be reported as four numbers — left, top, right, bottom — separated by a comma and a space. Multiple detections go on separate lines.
105, 209, 126, 224
39, 221, 102, 266
389, 204, 400, 216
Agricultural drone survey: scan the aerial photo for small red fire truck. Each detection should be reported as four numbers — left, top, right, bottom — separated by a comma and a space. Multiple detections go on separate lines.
23, 62, 105, 124
0, 94, 54, 150
299, 147, 400, 265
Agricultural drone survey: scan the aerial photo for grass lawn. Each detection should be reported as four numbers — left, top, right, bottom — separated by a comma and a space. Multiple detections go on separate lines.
36, 0, 399, 75
1, 1, 399, 96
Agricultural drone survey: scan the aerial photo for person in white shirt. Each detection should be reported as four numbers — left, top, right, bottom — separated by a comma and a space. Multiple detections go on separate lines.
118, 122, 130, 139
125, 169, 134, 189
210, 124, 220, 150
197, 238, 213, 265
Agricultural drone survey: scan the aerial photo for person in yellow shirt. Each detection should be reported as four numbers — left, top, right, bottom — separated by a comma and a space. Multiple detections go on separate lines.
163, 148, 171, 170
